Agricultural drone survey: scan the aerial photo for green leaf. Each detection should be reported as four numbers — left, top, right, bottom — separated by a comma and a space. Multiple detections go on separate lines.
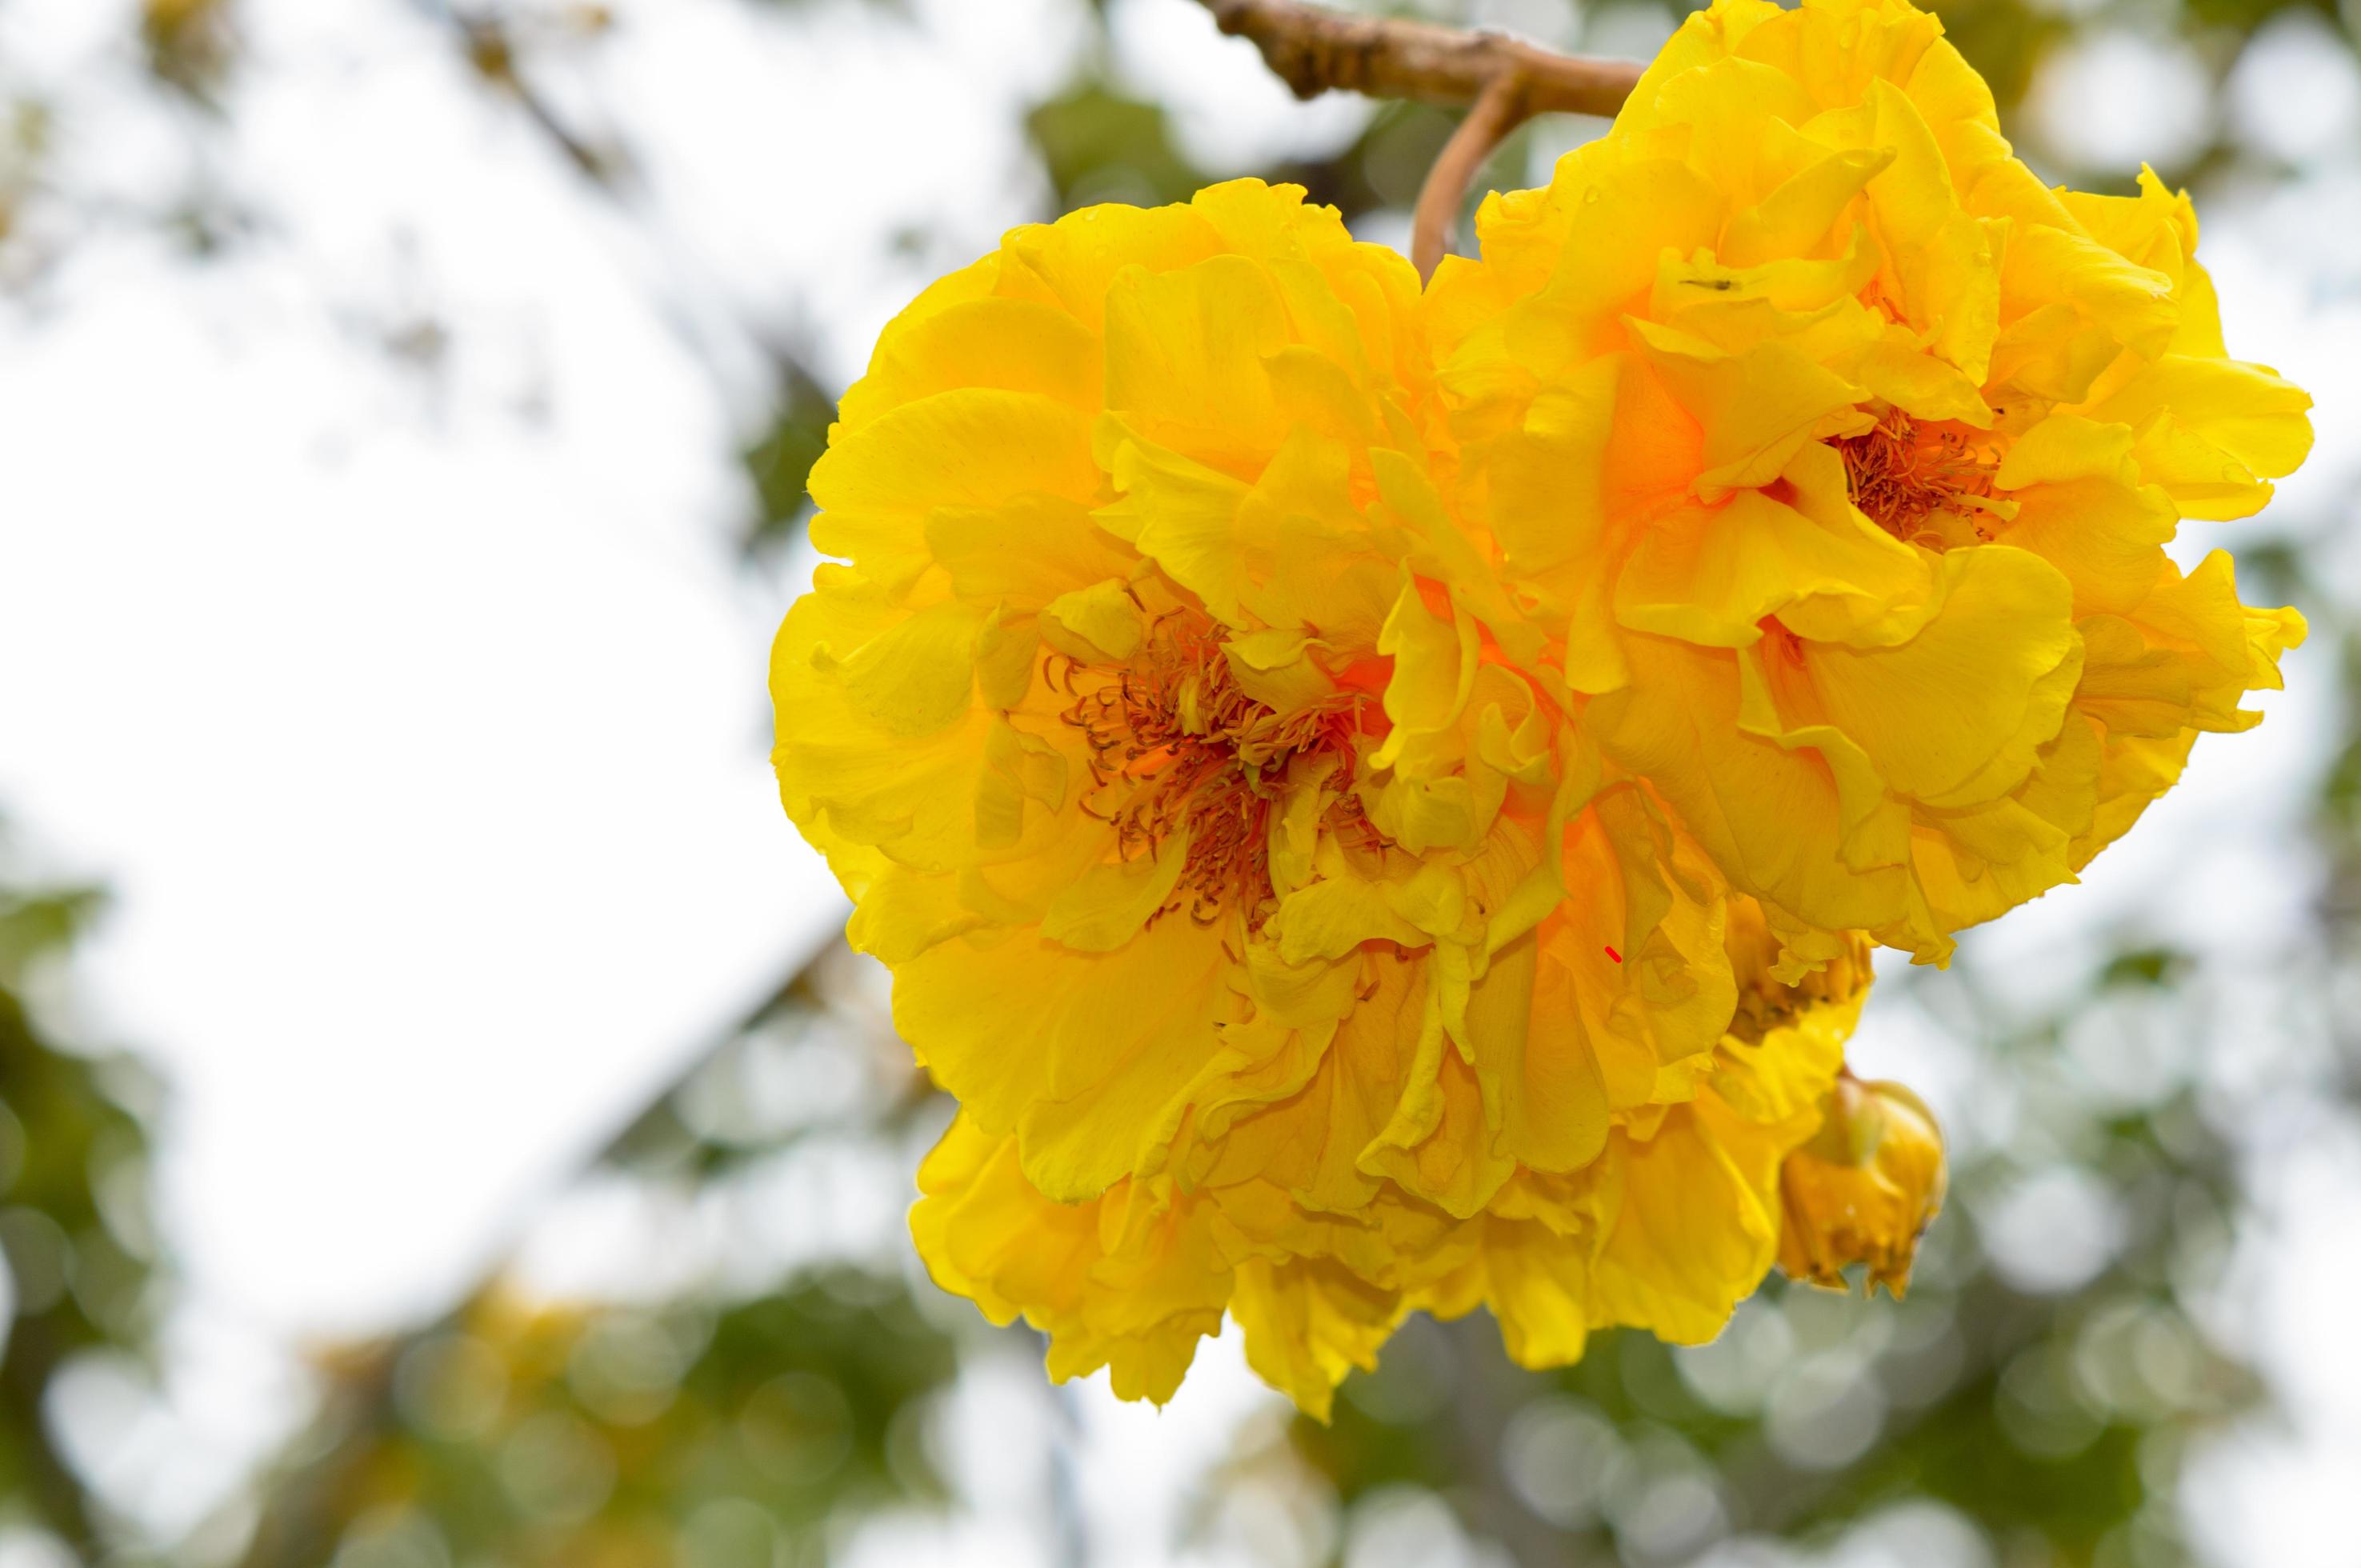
742, 361, 838, 554
1026, 82, 1209, 212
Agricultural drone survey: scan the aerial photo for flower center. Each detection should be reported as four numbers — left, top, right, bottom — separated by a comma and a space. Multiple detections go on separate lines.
1063, 619, 1370, 929
1834, 410, 2000, 549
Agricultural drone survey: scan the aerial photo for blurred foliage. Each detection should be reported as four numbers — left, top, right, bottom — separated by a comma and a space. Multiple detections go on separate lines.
1030, 83, 1208, 210
0, 858, 163, 1559
242, 1275, 954, 1568
743, 0, 910, 12
741, 360, 841, 557
142, 0, 239, 102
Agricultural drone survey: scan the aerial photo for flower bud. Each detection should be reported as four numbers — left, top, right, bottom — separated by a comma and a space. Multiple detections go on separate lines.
1778, 1075, 1947, 1296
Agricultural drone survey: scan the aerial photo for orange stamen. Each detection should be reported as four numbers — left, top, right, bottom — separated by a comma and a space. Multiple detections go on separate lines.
1834, 410, 2000, 549
1063, 617, 1374, 930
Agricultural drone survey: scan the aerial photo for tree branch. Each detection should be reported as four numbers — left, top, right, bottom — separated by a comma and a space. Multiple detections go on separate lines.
1198, 0, 1643, 114
1194, 0, 1644, 279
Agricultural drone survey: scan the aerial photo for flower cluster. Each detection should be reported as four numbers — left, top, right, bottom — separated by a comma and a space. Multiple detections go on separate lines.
770, 0, 2307, 1415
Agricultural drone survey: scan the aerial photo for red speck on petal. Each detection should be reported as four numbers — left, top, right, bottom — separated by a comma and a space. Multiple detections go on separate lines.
1605, 946, 1623, 964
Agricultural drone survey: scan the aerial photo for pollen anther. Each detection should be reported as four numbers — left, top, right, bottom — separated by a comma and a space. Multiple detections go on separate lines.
1835, 410, 2002, 550
1063, 618, 1367, 928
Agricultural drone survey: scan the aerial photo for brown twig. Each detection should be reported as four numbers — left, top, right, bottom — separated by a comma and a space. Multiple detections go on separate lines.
454, 14, 622, 184
1411, 70, 1529, 280
1197, 0, 1643, 114
1194, 0, 1643, 278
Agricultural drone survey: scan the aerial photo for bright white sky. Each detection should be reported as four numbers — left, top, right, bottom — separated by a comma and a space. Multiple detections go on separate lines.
1, 0, 2359, 1562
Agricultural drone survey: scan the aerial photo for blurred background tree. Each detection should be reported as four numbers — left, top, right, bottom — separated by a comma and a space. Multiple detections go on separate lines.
0, 844, 165, 1563
1, 0, 2357, 1565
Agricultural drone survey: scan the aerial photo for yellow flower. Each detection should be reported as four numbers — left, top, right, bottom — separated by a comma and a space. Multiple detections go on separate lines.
1428, 0, 2311, 967
776, 0, 2298, 1408
774, 178, 1881, 1413
1777, 1074, 1947, 1294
